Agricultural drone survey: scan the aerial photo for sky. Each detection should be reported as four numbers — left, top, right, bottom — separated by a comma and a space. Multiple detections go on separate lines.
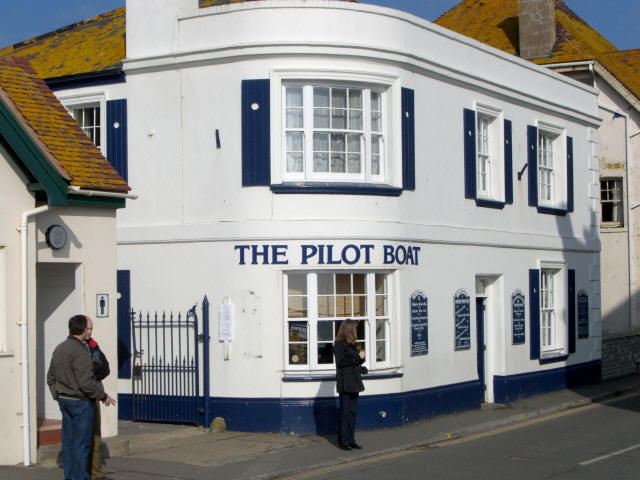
0, 1, 638, 51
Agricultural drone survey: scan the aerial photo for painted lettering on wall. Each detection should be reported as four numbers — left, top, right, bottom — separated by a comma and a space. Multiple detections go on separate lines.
234, 243, 421, 266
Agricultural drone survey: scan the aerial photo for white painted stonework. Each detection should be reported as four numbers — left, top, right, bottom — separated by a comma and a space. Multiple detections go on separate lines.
42, 0, 602, 433
0, 141, 119, 464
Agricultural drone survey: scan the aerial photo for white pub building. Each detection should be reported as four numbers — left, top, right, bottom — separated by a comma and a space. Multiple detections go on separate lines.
112, 0, 601, 433
6, 0, 603, 442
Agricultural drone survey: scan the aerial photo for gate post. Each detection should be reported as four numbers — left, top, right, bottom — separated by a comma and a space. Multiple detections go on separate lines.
202, 296, 211, 427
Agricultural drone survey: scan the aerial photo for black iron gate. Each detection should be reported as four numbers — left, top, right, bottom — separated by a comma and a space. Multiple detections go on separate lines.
131, 297, 210, 426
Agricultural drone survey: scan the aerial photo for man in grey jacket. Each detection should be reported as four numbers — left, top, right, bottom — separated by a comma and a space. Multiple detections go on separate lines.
47, 315, 116, 480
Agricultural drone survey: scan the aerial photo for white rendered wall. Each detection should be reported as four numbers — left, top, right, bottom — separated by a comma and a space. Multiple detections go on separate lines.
35, 208, 119, 440
0, 143, 37, 464
115, 0, 601, 401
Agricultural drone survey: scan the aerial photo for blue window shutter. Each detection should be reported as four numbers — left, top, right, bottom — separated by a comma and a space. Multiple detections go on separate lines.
106, 99, 128, 181
117, 270, 132, 379
568, 269, 576, 354
529, 269, 540, 360
567, 136, 574, 212
504, 119, 513, 204
527, 125, 538, 207
402, 87, 415, 190
242, 79, 270, 186
463, 108, 476, 199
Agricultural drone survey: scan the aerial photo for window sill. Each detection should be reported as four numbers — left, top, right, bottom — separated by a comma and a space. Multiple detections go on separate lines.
0, 351, 14, 358
539, 353, 569, 365
476, 198, 505, 209
271, 183, 403, 197
601, 223, 624, 229
537, 206, 567, 216
282, 371, 403, 382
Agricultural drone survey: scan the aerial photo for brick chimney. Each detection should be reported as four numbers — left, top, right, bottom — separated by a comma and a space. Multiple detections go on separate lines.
518, 0, 556, 59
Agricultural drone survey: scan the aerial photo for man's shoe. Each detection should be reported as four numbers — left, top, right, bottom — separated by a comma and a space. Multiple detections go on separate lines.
349, 443, 363, 449
338, 444, 353, 451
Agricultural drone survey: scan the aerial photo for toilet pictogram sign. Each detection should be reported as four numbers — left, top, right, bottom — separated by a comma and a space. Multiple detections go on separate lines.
96, 294, 109, 318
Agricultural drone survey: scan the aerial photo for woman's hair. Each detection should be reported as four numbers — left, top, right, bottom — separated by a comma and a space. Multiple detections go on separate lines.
335, 319, 358, 345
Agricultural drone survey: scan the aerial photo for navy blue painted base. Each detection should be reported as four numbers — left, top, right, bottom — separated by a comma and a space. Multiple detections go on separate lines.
119, 361, 600, 433
120, 380, 482, 434
493, 359, 601, 403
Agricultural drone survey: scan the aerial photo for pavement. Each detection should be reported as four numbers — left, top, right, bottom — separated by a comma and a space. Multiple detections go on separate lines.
2, 373, 640, 480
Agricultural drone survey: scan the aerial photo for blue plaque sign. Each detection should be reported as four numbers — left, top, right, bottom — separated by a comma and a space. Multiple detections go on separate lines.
578, 290, 589, 339
410, 290, 428, 356
454, 289, 471, 351
512, 290, 526, 345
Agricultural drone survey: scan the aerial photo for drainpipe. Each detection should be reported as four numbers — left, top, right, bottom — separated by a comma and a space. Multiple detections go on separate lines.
18, 205, 49, 467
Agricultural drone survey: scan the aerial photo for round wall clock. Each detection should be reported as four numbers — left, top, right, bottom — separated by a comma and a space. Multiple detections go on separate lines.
46, 224, 67, 249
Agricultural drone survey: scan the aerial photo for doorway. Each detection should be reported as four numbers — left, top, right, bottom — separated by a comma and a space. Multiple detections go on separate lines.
475, 275, 503, 404
476, 297, 486, 402
36, 263, 83, 421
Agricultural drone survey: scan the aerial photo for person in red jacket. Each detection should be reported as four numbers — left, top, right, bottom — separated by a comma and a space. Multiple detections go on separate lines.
87, 336, 112, 480
334, 319, 366, 450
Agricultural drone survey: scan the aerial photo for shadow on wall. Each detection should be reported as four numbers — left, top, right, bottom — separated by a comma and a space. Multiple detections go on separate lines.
497, 17, 520, 54
312, 381, 339, 439
601, 293, 638, 337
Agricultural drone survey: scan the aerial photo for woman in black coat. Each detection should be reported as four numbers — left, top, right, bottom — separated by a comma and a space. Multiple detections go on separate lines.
334, 319, 365, 450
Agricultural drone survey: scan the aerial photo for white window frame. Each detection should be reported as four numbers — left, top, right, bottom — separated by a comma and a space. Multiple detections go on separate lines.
537, 122, 567, 209
600, 178, 624, 227
271, 68, 402, 187
539, 261, 567, 356
283, 270, 393, 373
475, 104, 504, 201
56, 92, 106, 155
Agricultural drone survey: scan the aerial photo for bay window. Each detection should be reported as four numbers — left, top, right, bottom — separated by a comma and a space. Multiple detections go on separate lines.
283, 83, 386, 183
285, 271, 391, 371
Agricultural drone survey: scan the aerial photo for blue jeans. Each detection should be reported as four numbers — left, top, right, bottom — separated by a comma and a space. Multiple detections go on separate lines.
58, 398, 94, 480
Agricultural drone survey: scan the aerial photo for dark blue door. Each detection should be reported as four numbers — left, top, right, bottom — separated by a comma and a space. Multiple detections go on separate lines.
476, 298, 486, 402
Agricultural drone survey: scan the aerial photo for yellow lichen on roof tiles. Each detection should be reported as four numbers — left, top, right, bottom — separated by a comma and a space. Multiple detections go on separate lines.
599, 50, 640, 100
434, 0, 520, 54
435, 0, 619, 63
435, 0, 640, 102
0, 8, 125, 80
554, 2, 617, 53
0, 56, 128, 192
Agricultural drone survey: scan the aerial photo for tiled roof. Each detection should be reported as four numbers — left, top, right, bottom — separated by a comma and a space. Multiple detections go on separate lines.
435, 0, 640, 101
0, 2, 360, 80
0, 8, 125, 80
0, 56, 129, 192
599, 50, 640, 101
